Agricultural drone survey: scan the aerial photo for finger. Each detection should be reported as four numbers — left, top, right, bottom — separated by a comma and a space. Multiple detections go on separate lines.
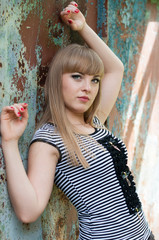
17, 103, 28, 119
67, 5, 79, 13
11, 104, 22, 117
21, 104, 29, 120
22, 102, 28, 109
12, 103, 28, 118
1, 105, 20, 120
1, 106, 13, 115
70, 1, 78, 7
18, 103, 28, 113
61, 9, 79, 20
60, 10, 70, 16
9, 104, 28, 121
68, 19, 74, 25
61, 3, 78, 15
3, 105, 17, 113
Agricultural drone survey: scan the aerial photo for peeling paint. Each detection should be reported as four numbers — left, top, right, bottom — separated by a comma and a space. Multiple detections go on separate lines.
97, 0, 107, 39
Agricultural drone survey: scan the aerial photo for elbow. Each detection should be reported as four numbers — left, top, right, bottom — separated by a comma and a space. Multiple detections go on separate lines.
121, 62, 125, 73
16, 211, 41, 224
12, 199, 44, 223
117, 62, 124, 79
21, 218, 38, 224
18, 215, 38, 224
118, 61, 124, 73
19, 215, 39, 224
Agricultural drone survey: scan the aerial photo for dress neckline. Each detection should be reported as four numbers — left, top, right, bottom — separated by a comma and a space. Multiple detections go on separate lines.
47, 122, 98, 136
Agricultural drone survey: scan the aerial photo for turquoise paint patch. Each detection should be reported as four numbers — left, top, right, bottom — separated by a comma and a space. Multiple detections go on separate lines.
47, 20, 66, 46
150, 0, 159, 10
107, 0, 147, 129
52, 23, 65, 46
0, 1, 43, 239
97, 0, 107, 38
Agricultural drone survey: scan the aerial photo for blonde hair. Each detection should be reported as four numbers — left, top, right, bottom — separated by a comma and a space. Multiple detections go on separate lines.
39, 44, 104, 168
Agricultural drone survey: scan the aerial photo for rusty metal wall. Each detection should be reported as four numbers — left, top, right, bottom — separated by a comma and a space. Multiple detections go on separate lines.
107, 1, 159, 239
0, 0, 159, 239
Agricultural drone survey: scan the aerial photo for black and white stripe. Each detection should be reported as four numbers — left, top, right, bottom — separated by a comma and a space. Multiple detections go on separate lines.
31, 123, 151, 240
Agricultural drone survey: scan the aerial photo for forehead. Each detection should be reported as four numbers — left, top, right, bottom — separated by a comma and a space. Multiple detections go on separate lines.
62, 52, 104, 77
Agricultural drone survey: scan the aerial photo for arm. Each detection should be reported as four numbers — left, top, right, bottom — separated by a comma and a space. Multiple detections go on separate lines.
61, 2, 124, 123
1, 104, 58, 223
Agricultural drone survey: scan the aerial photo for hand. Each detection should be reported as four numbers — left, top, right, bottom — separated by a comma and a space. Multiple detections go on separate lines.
0, 103, 29, 142
60, 1, 86, 31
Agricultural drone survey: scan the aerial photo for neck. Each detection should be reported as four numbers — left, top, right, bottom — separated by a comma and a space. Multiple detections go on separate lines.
65, 110, 86, 125
65, 110, 95, 134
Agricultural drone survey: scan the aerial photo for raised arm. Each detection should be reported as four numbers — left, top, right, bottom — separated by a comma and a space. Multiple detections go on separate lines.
61, 1, 124, 123
1, 104, 58, 223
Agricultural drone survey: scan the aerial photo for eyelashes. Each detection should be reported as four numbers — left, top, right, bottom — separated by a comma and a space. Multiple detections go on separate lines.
71, 73, 100, 83
92, 78, 100, 83
71, 74, 82, 80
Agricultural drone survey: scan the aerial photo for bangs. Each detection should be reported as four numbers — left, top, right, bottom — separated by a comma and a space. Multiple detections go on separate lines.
61, 44, 104, 78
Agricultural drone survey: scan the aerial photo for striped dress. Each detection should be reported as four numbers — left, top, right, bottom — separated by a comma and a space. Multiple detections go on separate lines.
31, 122, 151, 240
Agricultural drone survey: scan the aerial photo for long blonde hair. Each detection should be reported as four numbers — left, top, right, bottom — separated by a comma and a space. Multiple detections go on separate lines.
39, 44, 104, 168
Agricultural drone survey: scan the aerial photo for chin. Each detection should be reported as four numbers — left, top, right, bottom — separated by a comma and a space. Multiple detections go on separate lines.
73, 108, 89, 114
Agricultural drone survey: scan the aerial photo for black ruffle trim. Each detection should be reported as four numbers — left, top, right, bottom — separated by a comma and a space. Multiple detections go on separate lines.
97, 134, 142, 215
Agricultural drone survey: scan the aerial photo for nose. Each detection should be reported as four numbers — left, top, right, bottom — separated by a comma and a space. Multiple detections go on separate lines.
82, 79, 91, 92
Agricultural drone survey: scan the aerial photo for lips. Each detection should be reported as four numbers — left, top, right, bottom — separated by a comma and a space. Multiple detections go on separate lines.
78, 96, 89, 102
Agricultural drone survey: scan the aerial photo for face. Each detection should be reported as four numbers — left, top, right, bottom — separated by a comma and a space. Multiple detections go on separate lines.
62, 72, 100, 116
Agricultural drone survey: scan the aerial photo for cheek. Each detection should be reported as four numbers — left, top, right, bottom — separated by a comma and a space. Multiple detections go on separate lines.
62, 83, 76, 103
62, 88, 69, 102
93, 86, 99, 98
62, 79, 70, 94
62, 84, 74, 96
91, 87, 100, 104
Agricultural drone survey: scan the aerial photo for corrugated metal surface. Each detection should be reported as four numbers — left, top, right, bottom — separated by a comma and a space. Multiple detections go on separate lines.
0, 0, 158, 239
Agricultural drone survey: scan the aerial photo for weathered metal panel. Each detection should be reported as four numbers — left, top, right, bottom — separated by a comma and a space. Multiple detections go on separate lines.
0, 0, 159, 239
108, 0, 159, 239
0, 0, 43, 239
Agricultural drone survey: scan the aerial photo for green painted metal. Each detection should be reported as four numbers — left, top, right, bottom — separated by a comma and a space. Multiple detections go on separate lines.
0, 0, 159, 239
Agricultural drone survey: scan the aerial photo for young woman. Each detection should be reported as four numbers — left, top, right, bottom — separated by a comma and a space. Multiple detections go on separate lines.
0, 2, 154, 240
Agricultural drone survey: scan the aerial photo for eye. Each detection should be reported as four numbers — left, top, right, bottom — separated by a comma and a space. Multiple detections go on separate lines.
92, 78, 100, 84
71, 74, 82, 80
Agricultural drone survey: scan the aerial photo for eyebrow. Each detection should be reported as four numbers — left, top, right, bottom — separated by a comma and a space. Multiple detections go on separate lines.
93, 75, 100, 78
74, 72, 100, 78
74, 72, 83, 75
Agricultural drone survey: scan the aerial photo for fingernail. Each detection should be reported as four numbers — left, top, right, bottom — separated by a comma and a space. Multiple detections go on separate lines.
74, 3, 78, 7
10, 106, 14, 109
21, 108, 24, 111
18, 112, 21, 116
67, 10, 70, 13
24, 103, 27, 105
74, 9, 79, 13
68, 19, 73, 24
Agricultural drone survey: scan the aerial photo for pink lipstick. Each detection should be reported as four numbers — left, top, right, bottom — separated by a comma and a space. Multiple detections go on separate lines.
78, 96, 89, 102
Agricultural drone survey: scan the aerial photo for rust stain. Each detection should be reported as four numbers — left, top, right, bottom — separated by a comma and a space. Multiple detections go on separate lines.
42, 185, 78, 240
86, 0, 98, 32
0, 173, 7, 184
37, 65, 49, 87
19, 0, 62, 67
